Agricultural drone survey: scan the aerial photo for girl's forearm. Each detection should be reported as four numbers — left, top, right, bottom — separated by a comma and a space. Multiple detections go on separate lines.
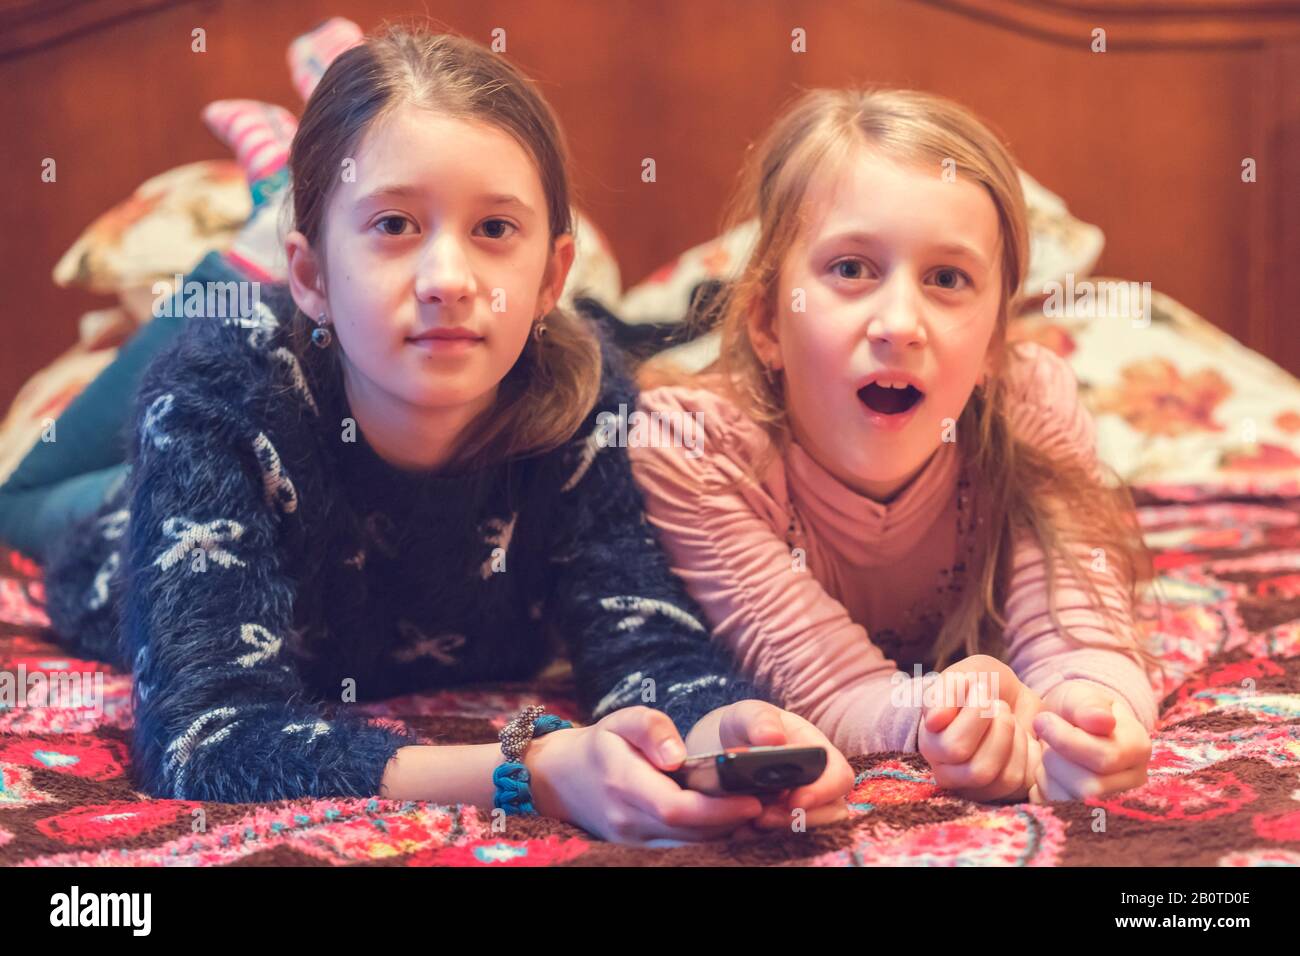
379, 744, 505, 804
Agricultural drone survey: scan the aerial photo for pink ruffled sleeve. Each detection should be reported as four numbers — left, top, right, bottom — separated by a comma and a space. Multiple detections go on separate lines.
1000, 343, 1160, 731
628, 385, 927, 756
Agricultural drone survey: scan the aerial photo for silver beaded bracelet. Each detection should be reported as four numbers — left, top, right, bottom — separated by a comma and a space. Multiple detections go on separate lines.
499, 704, 548, 762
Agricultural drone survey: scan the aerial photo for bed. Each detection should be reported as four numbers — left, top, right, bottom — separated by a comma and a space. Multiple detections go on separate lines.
2, 475, 1300, 865
3, 211, 1300, 868
2, 8, 1299, 867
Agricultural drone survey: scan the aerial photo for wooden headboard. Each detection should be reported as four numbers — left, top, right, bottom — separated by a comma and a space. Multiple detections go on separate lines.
1, 0, 1297, 408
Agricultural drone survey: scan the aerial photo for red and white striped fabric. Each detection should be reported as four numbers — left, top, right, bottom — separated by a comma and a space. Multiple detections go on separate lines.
288, 17, 365, 102
200, 101, 297, 185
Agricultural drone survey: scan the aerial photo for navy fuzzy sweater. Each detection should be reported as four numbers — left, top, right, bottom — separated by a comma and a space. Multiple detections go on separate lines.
43, 284, 770, 804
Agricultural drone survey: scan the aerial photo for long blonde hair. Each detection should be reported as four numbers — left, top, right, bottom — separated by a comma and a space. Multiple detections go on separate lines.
641, 87, 1165, 685
288, 22, 601, 471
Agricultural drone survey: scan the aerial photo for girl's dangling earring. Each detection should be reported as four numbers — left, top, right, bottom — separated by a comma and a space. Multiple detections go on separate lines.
312, 311, 333, 349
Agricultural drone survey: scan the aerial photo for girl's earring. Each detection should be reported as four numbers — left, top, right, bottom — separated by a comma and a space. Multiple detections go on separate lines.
532, 316, 548, 343
311, 311, 333, 349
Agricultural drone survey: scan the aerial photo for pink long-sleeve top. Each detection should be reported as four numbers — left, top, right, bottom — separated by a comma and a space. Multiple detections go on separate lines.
628, 342, 1159, 756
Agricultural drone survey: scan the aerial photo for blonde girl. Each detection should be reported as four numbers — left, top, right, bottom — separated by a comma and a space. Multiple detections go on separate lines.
630, 88, 1164, 804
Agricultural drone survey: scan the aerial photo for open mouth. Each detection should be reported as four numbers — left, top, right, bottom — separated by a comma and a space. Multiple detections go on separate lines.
857, 382, 924, 416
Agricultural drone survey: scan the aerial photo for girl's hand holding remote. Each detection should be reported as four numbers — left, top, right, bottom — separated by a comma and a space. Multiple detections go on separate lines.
522, 706, 768, 845
689, 700, 856, 832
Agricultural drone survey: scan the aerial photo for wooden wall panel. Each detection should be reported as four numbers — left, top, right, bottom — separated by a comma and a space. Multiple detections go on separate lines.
0, 0, 1296, 412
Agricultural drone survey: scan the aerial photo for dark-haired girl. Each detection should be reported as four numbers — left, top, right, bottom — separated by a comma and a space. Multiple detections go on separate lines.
4, 27, 852, 843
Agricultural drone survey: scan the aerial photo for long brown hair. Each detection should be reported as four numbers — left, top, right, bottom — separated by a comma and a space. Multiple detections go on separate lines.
286, 22, 601, 471
641, 87, 1166, 685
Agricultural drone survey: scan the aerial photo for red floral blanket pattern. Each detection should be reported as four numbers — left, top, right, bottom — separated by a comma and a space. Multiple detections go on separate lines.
1, 490, 1298, 866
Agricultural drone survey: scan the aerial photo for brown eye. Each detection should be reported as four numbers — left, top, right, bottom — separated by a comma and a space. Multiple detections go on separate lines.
477, 219, 517, 240
376, 216, 411, 237
932, 268, 970, 290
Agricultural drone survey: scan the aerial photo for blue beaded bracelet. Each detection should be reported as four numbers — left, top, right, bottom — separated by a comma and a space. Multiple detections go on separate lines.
493, 706, 572, 816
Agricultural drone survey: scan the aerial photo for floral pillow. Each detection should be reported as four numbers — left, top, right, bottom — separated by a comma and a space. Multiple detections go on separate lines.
50, 160, 251, 321
1007, 282, 1300, 495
